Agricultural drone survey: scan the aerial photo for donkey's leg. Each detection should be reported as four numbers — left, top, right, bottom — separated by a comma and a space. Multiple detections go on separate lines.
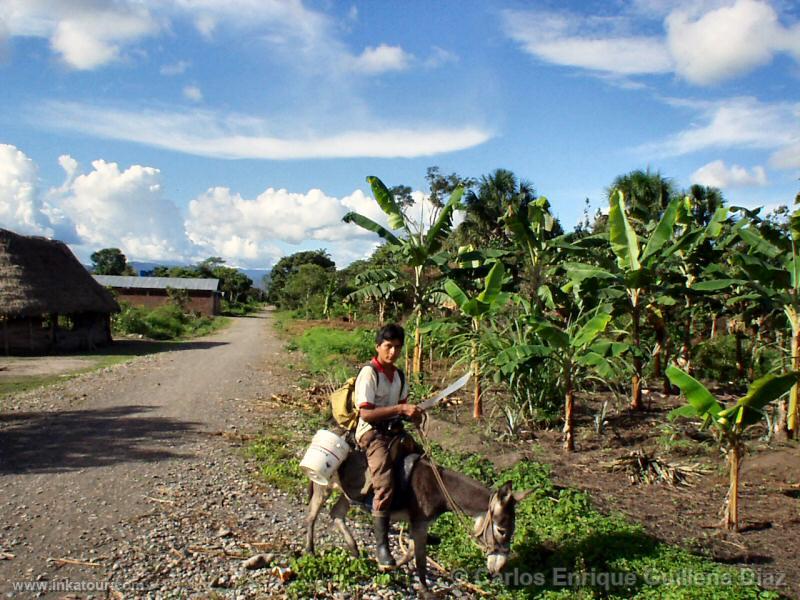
330, 495, 359, 557
410, 520, 432, 596
304, 482, 330, 555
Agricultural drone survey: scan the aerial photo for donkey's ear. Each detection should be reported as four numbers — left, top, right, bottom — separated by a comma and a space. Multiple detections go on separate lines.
513, 489, 534, 503
497, 481, 513, 501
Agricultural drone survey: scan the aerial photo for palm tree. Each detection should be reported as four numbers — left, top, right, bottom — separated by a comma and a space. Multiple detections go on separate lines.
608, 169, 673, 226
457, 169, 537, 247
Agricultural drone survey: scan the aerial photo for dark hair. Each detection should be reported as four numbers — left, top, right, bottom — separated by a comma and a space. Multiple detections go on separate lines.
376, 323, 405, 345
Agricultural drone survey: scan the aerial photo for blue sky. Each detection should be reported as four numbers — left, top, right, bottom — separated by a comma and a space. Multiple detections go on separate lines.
1, 0, 798, 270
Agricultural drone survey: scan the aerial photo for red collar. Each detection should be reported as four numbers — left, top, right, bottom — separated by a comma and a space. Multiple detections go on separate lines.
371, 356, 396, 383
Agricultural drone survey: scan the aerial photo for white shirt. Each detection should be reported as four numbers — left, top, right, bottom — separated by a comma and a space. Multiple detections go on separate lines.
354, 361, 408, 442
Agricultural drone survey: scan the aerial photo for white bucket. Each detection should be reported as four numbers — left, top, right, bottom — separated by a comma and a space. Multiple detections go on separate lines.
299, 430, 350, 485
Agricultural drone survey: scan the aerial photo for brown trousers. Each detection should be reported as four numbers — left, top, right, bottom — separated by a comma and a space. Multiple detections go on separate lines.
358, 429, 395, 516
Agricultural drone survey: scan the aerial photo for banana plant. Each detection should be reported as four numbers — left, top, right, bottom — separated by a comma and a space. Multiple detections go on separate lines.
565, 189, 681, 410
734, 207, 800, 438
343, 176, 464, 377
444, 260, 509, 419
667, 366, 799, 530
494, 304, 621, 450
502, 196, 557, 311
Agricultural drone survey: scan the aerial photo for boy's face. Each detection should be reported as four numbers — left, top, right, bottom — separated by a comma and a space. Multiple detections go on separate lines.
376, 338, 403, 366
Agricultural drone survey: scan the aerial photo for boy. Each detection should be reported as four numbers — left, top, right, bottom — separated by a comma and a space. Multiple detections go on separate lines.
354, 323, 422, 568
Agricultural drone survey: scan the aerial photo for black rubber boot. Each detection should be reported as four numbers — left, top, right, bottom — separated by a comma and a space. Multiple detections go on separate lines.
373, 514, 396, 569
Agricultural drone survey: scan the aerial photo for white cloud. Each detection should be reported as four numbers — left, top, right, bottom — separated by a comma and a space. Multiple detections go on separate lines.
0, 144, 51, 236
641, 96, 800, 165
2, 0, 160, 70
160, 59, 190, 75
53, 159, 191, 261
690, 160, 768, 187
666, 0, 800, 85
502, 9, 673, 77
36, 101, 491, 159
503, 0, 800, 85
183, 85, 203, 102
770, 141, 800, 169
351, 44, 412, 74
0, 143, 463, 268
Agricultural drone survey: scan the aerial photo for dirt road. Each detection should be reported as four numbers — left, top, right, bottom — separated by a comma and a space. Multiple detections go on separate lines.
0, 311, 304, 598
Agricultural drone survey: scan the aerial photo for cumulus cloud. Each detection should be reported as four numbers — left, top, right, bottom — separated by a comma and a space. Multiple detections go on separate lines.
690, 160, 768, 188
666, 0, 800, 84
54, 159, 191, 261
503, 0, 800, 85
351, 44, 412, 73
35, 101, 491, 160
640, 96, 800, 166
0, 143, 454, 268
0, 144, 52, 236
183, 85, 203, 102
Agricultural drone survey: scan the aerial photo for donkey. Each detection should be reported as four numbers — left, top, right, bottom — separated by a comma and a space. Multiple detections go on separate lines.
305, 449, 532, 597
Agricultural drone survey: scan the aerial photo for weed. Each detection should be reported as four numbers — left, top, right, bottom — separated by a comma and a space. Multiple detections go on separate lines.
245, 431, 305, 495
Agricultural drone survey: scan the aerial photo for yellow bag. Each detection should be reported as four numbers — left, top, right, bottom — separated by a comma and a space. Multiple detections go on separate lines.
330, 376, 360, 430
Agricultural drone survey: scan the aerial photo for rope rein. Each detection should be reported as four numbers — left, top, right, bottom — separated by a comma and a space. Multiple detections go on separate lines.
413, 413, 495, 552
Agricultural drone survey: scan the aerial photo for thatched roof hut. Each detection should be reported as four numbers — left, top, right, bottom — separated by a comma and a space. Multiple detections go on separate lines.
0, 228, 119, 354
0, 228, 119, 318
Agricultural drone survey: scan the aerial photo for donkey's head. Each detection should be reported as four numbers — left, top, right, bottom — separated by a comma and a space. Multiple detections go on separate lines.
473, 481, 532, 574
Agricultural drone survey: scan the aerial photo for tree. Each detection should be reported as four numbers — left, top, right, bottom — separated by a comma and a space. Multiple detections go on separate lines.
458, 169, 538, 247
345, 268, 405, 324
267, 250, 335, 306
91, 248, 136, 275
668, 366, 798, 530
282, 263, 332, 317
608, 169, 673, 226
343, 175, 463, 377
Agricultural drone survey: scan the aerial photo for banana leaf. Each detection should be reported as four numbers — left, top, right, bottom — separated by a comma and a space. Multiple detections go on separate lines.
342, 212, 401, 246
366, 176, 406, 231
641, 196, 679, 262
571, 312, 612, 349
666, 366, 722, 419
732, 372, 798, 428
608, 189, 640, 272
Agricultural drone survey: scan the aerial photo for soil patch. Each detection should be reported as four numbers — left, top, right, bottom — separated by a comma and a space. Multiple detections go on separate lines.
0, 357, 96, 379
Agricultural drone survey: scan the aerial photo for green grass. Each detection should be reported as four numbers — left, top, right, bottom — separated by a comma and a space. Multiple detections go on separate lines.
294, 325, 374, 381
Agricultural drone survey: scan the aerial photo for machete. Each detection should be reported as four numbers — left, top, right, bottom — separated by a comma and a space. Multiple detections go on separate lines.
418, 371, 471, 410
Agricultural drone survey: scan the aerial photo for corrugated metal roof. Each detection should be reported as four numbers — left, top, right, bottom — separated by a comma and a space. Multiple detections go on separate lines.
93, 275, 220, 291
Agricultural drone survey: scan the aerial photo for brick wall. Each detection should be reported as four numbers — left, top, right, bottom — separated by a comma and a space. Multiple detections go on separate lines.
115, 289, 218, 316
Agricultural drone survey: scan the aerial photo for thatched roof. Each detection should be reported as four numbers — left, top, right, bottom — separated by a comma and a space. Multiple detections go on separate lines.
0, 228, 120, 317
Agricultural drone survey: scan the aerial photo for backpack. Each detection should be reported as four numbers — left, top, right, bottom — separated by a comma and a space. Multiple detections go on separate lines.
330, 363, 406, 431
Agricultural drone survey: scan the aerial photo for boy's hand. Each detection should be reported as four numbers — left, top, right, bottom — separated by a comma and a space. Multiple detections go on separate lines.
399, 403, 423, 423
